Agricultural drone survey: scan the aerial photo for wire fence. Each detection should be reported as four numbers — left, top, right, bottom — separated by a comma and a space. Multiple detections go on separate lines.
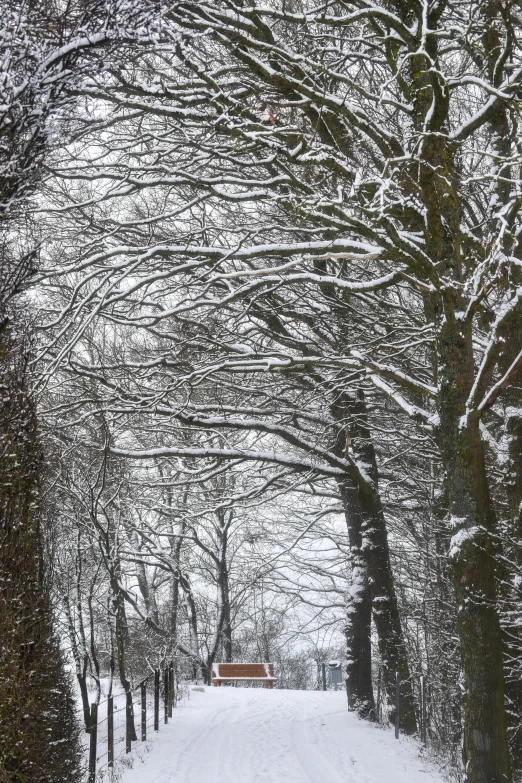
86, 661, 175, 782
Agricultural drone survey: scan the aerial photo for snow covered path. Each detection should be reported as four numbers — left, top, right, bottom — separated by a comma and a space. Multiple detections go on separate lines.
119, 686, 445, 783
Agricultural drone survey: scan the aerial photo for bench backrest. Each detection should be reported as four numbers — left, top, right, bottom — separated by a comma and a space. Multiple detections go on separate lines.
213, 663, 274, 678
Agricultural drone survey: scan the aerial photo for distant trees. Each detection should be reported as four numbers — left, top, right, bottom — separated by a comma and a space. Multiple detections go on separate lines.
41, 361, 345, 692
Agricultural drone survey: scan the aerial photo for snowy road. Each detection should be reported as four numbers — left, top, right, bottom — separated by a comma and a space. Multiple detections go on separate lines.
119, 686, 445, 783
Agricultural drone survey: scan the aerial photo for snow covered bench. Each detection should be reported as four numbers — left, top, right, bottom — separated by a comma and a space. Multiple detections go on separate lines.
211, 663, 277, 689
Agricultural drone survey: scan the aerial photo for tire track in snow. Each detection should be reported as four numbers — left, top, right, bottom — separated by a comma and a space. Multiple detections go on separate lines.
289, 700, 372, 783
167, 691, 241, 782
120, 688, 445, 783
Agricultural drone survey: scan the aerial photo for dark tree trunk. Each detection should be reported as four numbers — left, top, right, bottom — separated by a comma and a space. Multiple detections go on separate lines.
405, 0, 513, 761
170, 533, 184, 640
339, 481, 376, 720
358, 477, 416, 734
135, 536, 160, 626
479, 4, 522, 761
221, 573, 233, 664
494, 310, 522, 766
437, 313, 511, 783
170, 571, 180, 637
180, 573, 201, 680
113, 584, 137, 741
335, 391, 416, 733
217, 516, 233, 663
63, 591, 91, 732
78, 659, 91, 732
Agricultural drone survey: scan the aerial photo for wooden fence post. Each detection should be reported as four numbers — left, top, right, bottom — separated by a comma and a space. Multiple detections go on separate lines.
168, 662, 174, 717
154, 669, 160, 732
107, 696, 114, 769
88, 702, 97, 783
141, 681, 147, 741
321, 662, 327, 691
395, 672, 400, 739
126, 693, 132, 754
420, 675, 427, 745
164, 667, 169, 724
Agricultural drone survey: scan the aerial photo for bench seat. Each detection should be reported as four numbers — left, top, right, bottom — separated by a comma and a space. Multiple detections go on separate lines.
212, 663, 277, 689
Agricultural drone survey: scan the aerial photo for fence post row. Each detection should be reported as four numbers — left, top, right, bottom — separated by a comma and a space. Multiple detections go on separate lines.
154, 669, 160, 732
395, 672, 400, 739
108, 696, 114, 769
126, 692, 132, 754
141, 680, 147, 741
87, 669, 175, 779
88, 702, 97, 783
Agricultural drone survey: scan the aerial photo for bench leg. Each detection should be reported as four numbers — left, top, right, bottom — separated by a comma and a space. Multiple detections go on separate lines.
265, 681, 274, 689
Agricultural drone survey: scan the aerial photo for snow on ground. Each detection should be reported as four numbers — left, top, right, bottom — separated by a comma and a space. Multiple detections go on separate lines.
113, 686, 445, 783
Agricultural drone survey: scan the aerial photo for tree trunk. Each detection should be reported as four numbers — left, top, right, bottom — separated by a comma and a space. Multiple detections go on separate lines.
170, 571, 180, 638
63, 591, 91, 731
481, 6, 522, 762
335, 390, 416, 733
438, 316, 511, 783
113, 585, 137, 741
181, 573, 202, 680
134, 534, 160, 626
217, 516, 233, 663
339, 480, 376, 720
221, 573, 233, 664
88, 569, 101, 705
501, 395, 522, 766
169, 531, 184, 640
358, 476, 416, 734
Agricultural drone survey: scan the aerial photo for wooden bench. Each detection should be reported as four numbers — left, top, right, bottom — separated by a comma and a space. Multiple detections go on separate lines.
211, 663, 277, 689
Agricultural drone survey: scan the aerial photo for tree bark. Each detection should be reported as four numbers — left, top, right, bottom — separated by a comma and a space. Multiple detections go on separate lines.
338, 480, 376, 720
180, 573, 203, 680
499, 349, 522, 766
63, 590, 91, 732
438, 314, 511, 783
217, 513, 233, 663
113, 581, 137, 741
334, 391, 416, 733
